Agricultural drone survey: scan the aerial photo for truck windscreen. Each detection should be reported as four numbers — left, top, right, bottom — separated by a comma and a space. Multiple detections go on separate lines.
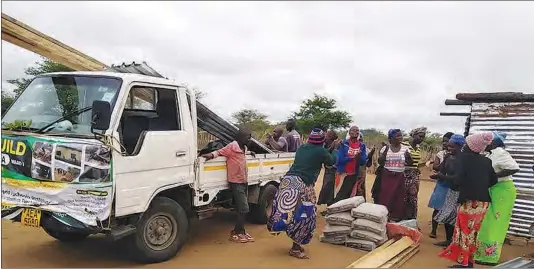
2, 76, 122, 136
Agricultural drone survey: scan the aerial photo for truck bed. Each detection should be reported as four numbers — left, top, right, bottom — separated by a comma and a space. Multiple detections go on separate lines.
193, 152, 295, 207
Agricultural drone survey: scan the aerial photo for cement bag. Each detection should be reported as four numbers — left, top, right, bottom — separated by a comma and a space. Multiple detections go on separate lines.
351, 202, 388, 223
352, 218, 387, 235
323, 224, 352, 237
397, 219, 418, 229
345, 237, 377, 251
327, 196, 365, 214
325, 212, 354, 227
349, 229, 387, 244
319, 234, 347, 245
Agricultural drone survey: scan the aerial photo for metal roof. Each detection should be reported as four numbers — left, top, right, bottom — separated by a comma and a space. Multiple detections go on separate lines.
105, 62, 165, 78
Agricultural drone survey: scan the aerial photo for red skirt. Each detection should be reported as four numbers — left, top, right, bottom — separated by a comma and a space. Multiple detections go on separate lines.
439, 201, 490, 266
377, 169, 406, 221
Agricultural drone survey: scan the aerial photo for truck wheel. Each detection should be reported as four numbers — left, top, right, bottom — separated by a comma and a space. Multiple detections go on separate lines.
249, 184, 278, 224
128, 196, 189, 264
42, 227, 89, 242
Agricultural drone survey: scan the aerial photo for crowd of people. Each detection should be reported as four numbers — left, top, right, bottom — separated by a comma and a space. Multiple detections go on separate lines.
202, 120, 523, 268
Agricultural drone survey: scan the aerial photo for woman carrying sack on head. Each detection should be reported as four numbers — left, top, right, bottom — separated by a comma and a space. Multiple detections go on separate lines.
475, 131, 520, 266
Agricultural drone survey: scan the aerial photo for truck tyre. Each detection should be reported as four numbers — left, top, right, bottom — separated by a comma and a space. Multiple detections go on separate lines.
42, 227, 89, 242
128, 196, 189, 264
249, 184, 278, 224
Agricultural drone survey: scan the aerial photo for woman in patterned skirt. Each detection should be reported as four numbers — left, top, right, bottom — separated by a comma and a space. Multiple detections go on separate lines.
431, 134, 465, 247
403, 127, 426, 220
267, 128, 335, 259
438, 132, 497, 268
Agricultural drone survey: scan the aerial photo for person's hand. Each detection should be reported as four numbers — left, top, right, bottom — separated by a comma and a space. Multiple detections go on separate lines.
249, 151, 256, 158
266, 133, 272, 140
430, 173, 443, 180
201, 153, 214, 160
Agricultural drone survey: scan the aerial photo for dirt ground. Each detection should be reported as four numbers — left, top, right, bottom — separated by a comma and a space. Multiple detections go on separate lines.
2, 173, 532, 268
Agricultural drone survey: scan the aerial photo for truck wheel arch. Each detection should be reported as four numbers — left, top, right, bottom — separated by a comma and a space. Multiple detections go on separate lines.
146, 185, 193, 217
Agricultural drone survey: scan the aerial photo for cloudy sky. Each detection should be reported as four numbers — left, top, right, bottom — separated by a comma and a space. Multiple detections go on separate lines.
2, 1, 534, 134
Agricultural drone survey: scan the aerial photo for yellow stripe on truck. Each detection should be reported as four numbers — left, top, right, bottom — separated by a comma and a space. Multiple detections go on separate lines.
203, 160, 293, 171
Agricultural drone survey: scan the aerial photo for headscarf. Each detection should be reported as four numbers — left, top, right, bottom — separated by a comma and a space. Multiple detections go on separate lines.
492, 131, 507, 148
388, 129, 402, 139
443, 132, 454, 139
465, 132, 494, 153
308, 128, 326, 144
449, 134, 465, 146
410, 127, 427, 137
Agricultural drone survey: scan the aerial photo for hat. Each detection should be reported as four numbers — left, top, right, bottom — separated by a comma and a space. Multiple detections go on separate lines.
449, 134, 465, 146
308, 128, 326, 144
466, 132, 494, 153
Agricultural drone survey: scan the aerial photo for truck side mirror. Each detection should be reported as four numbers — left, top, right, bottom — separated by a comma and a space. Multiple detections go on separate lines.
91, 100, 112, 131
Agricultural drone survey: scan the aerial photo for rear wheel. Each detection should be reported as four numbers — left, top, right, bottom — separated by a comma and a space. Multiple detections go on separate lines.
127, 196, 189, 264
42, 227, 90, 242
249, 184, 278, 224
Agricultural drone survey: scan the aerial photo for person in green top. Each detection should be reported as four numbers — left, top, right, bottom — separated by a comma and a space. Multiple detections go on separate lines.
267, 128, 335, 260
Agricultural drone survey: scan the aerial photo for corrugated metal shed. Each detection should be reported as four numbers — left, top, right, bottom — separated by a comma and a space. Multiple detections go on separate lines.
442, 92, 534, 238
105, 62, 272, 154
469, 102, 534, 238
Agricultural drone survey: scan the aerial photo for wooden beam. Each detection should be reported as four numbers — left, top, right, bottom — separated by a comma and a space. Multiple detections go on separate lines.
440, 112, 471, 117
1, 13, 107, 71
348, 237, 414, 268
445, 99, 472, 106
346, 239, 396, 268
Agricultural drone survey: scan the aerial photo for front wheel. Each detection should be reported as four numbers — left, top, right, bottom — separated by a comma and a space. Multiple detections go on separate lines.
249, 184, 278, 224
127, 196, 189, 264
42, 227, 90, 242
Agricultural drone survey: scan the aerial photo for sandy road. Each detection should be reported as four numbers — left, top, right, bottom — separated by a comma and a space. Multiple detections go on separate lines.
2, 174, 531, 268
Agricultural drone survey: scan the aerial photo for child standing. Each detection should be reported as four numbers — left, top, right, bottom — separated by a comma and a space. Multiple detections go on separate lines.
202, 129, 255, 243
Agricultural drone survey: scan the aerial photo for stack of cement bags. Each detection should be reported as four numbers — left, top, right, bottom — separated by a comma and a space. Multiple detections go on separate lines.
319, 196, 365, 245
346, 203, 389, 251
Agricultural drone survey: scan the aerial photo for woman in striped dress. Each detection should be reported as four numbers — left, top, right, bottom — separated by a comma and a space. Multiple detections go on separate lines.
403, 127, 426, 220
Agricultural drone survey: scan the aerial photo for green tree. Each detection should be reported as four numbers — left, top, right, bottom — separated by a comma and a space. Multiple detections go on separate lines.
231, 109, 272, 138
2, 58, 74, 117
293, 94, 352, 134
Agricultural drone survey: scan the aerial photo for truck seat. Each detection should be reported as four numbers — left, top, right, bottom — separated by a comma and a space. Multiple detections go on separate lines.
122, 115, 150, 154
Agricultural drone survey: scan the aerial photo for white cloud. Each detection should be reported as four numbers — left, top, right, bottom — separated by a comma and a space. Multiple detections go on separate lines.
2, 1, 534, 134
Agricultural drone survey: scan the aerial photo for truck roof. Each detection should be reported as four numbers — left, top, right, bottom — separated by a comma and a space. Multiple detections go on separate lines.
39, 71, 181, 87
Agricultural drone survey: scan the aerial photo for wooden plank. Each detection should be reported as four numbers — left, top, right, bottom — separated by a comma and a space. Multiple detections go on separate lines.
380, 244, 419, 268
392, 245, 419, 268
440, 112, 471, 117
346, 239, 396, 268
1, 12, 107, 71
348, 236, 414, 268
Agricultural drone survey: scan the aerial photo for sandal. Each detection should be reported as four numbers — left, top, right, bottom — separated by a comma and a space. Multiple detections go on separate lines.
229, 233, 248, 243
289, 248, 309, 259
244, 233, 255, 242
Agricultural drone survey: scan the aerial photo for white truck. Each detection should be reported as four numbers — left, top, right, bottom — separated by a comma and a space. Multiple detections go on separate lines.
1, 71, 294, 263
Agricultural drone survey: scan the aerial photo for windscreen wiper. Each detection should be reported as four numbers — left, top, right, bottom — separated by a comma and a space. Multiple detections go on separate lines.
36, 106, 92, 134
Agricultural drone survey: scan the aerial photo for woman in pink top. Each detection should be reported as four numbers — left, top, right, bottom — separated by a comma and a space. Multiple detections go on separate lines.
202, 130, 255, 243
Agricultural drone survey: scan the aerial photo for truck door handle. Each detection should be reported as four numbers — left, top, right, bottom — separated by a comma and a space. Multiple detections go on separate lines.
176, 151, 187, 157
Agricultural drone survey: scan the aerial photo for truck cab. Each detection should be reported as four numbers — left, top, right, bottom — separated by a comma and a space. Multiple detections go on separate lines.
1, 72, 293, 263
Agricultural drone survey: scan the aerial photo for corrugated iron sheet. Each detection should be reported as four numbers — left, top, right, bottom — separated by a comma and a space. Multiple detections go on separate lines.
105, 62, 272, 154
469, 102, 534, 238
494, 256, 534, 268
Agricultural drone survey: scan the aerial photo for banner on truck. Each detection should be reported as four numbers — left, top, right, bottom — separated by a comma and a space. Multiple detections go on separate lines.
1, 135, 113, 226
